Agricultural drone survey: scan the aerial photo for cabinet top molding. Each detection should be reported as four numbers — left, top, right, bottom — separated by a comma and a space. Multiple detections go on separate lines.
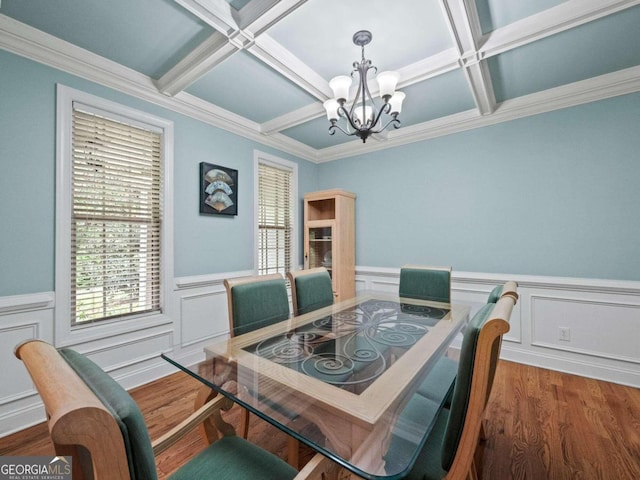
304, 189, 356, 200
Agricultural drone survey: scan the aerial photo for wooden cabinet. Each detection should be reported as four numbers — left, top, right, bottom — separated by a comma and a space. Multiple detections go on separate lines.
304, 189, 356, 302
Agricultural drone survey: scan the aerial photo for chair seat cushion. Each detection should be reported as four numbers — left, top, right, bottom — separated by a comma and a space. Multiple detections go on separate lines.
168, 436, 297, 480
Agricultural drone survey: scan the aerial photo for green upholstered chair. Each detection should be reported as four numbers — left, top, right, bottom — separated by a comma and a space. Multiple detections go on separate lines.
287, 267, 334, 316
14, 340, 338, 480
399, 266, 452, 303
224, 273, 303, 466
224, 273, 290, 337
387, 281, 519, 480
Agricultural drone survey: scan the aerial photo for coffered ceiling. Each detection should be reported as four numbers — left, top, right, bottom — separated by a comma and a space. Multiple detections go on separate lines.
1, 0, 639, 162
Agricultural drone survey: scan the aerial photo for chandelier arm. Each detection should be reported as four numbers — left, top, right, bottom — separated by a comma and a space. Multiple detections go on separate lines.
369, 101, 391, 132
338, 105, 363, 133
369, 116, 401, 135
328, 121, 352, 137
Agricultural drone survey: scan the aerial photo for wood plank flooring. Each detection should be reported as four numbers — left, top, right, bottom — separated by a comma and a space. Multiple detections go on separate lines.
1, 361, 639, 479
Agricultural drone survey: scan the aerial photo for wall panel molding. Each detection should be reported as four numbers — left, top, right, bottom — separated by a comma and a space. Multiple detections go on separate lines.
0, 292, 54, 315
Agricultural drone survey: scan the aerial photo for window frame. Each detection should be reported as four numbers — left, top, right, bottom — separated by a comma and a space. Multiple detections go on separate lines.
55, 85, 174, 347
253, 150, 298, 277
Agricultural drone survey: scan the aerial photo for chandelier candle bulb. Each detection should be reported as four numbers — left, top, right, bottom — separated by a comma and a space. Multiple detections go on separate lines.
329, 76, 352, 103
376, 71, 400, 99
323, 99, 340, 121
355, 105, 374, 125
389, 92, 406, 115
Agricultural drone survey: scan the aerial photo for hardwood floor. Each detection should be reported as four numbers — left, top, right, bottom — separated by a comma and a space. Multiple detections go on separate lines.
1, 361, 639, 479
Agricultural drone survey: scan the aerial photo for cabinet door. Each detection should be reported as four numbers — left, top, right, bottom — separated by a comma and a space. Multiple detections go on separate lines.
306, 226, 334, 278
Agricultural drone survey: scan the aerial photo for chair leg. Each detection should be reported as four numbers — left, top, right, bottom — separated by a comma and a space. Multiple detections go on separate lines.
474, 422, 487, 479
239, 407, 250, 439
195, 385, 222, 444
287, 436, 300, 469
467, 459, 479, 480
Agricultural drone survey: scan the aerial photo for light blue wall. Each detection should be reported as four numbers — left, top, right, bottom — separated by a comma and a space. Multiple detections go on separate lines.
317, 93, 640, 281
2, 49, 639, 295
0, 50, 318, 296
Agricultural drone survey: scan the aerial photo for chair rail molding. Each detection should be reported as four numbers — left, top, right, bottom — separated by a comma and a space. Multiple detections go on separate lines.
356, 266, 640, 388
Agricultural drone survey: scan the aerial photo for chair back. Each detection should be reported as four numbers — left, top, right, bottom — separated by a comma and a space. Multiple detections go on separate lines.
14, 340, 155, 480
440, 281, 518, 476
399, 265, 452, 303
287, 267, 334, 316
224, 273, 290, 337
486, 284, 503, 303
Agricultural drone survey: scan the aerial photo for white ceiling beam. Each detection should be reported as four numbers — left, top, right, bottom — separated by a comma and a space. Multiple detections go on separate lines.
261, 102, 323, 135
248, 34, 332, 100
155, 32, 238, 96
174, 0, 239, 36
397, 48, 460, 88
440, 0, 495, 115
239, 0, 309, 36
480, 0, 640, 59
163, 0, 309, 97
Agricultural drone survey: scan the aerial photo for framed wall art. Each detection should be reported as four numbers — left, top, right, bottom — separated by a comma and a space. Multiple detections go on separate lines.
199, 162, 238, 216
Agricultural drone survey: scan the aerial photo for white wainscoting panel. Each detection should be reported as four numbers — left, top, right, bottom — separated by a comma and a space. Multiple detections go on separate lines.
356, 266, 640, 388
0, 292, 54, 436
530, 294, 640, 363
180, 290, 228, 347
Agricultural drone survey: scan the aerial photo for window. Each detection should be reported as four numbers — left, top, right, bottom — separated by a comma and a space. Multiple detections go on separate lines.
255, 152, 298, 277
56, 85, 173, 342
71, 109, 161, 324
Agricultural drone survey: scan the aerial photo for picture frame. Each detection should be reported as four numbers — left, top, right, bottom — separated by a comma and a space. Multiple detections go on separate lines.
199, 162, 238, 216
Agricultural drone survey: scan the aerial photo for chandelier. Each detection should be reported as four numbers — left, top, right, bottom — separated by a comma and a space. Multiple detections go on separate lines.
323, 30, 406, 143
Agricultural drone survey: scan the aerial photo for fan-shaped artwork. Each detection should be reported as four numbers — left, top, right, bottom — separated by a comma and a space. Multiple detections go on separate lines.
205, 191, 234, 212
205, 180, 233, 195
204, 168, 234, 186
200, 162, 238, 215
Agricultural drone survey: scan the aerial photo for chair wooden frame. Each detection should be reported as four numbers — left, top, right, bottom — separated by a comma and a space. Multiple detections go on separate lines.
14, 339, 337, 480
444, 281, 518, 480
287, 267, 334, 316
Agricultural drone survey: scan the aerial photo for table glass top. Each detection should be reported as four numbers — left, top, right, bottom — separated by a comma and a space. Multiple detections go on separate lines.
162, 291, 469, 480
242, 299, 450, 395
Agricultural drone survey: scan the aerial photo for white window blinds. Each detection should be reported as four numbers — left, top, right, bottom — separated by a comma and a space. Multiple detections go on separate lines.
258, 162, 292, 276
71, 107, 162, 324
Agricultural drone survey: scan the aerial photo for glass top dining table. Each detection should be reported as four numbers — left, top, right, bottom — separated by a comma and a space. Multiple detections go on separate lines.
162, 290, 470, 479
